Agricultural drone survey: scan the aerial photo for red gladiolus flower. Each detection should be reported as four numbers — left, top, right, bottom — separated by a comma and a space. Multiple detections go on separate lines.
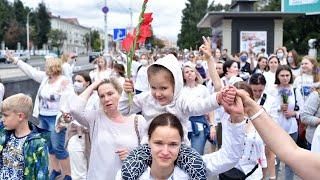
121, 33, 135, 52
141, 24, 152, 37
144, 0, 148, 3
142, 13, 153, 25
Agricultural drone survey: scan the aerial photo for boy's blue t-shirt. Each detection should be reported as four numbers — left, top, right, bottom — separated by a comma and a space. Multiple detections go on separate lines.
0, 133, 28, 180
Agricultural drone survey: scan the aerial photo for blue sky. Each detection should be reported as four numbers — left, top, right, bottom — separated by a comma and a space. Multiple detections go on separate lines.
14, 0, 231, 42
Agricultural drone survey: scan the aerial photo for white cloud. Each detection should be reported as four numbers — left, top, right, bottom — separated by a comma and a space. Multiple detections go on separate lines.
12, 0, 231, 42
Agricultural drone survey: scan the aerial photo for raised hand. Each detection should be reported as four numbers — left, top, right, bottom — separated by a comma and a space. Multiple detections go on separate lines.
4, 51, 17, 63
199, 36, 213, 60
123, 78, 134, 94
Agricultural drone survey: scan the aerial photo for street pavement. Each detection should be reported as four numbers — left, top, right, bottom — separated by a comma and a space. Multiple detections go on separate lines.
0, 56, 93, 81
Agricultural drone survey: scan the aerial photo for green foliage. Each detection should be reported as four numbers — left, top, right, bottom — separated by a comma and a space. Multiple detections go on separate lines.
207, 3, 230, 11
262, 0, 320, 55
91, 30, 101, 52
0, 0, 14, 41
177, 0, 211, 50
260, 0, 281, 11
48, 29, 66, 56
34, 2, 51, 49
3, 20, 26, 49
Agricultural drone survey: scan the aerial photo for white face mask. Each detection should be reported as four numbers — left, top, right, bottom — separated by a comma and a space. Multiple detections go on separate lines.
287, 57, 293, 64
140, 59, 148, 66
277, 52, 284, 59
74, 82, 85, 93
196, 60, 202, 66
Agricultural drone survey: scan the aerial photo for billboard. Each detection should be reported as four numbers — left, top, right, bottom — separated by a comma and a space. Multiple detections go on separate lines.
240, 31, 267, 54
282, 0, 320, 15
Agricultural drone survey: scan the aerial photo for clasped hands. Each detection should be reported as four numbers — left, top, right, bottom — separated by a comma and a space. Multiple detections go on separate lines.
217, 86, 250, 123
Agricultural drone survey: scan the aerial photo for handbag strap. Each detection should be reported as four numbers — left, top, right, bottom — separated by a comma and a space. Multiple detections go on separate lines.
245, 164, 259, 178
134, 115, 141, 144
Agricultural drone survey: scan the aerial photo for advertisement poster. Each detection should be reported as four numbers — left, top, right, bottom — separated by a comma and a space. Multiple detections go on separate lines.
240, 31, 267, 54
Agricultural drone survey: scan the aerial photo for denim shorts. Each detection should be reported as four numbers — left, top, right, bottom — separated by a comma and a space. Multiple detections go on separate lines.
39, 115, 69, 159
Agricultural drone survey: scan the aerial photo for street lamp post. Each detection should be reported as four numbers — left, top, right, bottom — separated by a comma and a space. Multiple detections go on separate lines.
102, 0, 109, 54
26, 11, 31, 56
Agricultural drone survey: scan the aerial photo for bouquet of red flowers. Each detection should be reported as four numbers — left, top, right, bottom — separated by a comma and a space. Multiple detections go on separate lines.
121, 0, 153, 103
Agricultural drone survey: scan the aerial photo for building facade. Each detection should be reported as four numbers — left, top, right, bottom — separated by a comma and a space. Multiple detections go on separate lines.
50, 15, 90, 54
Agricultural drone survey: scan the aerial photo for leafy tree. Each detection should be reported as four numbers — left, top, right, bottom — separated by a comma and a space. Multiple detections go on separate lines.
262, 0, 320, 55
177, 0, 211, 50
83, 32, 91, 52
260, 0, 281, 11
4, 20, 26, 49
34, 2, 51, 49
91, 30, 101, 52
0, 0, 14, 43
13, 0, 27, 26
48, 29, 66, 56
208, 3, 230, 11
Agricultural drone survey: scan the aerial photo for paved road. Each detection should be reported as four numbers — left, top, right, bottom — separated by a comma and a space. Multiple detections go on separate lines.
0, 56, 93, 81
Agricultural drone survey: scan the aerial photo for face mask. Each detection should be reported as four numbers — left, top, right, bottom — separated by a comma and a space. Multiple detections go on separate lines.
277, 52, 284, 59
196, 60, 202, 66
74, 82, 85, 93
140, 59, 148, 66
240, 56, 247, 62
287, 57, 293, 64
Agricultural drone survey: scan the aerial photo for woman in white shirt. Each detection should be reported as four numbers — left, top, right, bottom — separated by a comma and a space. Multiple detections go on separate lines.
7, 54, 74, 180
135, 54, 151, 94
287, 50, 300, 78
293, 56, 319, 102
219, 82, 267, 180
271, 65, 303, 180
118, 113, 190, 179
264, 54, 279, 92
89, 56, 112, 82
182, 63, 215, 155
220, 60, 242, 86
69, 77, 146, 180
61, 53, 76, 82
249, 73, 278, 179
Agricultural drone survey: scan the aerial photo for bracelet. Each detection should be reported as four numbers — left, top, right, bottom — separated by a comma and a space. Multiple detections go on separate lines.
248, 108, 265, 121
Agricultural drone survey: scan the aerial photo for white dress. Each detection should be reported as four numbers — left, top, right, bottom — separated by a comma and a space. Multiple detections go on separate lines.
70, 96, 147, 180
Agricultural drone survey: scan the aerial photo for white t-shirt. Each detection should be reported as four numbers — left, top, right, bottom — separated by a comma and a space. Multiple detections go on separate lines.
135, 65, 150, 92
182, 85, 210, 132
264, 71, 276, 92
89, 69, 112, 82
70, 96, 147, 180
39, 77, 66, 116
311, 125, 320, 153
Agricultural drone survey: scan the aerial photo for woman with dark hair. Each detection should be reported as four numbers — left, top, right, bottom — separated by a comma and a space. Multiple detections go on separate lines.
219, 82, 267, 180
117, 113, 190, 179
271, 65, 303, 180
287, 50, 300, 77
112, 62, 126, 85
252, 56, 268, 74
249, 73, 278, 179
264, 54, 280, 91
239, 51, 252, 80
221, 60, 242, 86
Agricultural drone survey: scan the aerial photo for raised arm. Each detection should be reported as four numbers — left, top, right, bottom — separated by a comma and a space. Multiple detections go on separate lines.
6, 52, 46, 83
200, 36, 222, 92
237, 89, 320, 179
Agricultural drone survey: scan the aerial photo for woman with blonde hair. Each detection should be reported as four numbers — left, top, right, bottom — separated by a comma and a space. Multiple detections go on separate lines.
293, 56, 319, 102
182, 62, 215, 155
61, 53, 76, 82
89, 56, 112, 82
6, 54, 74, 180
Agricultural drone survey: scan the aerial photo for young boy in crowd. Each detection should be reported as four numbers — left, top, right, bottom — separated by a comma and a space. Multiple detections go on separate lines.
0, 93, 49, 180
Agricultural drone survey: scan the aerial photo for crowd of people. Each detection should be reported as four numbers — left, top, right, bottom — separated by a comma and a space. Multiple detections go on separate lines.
0, 36, 319, 180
